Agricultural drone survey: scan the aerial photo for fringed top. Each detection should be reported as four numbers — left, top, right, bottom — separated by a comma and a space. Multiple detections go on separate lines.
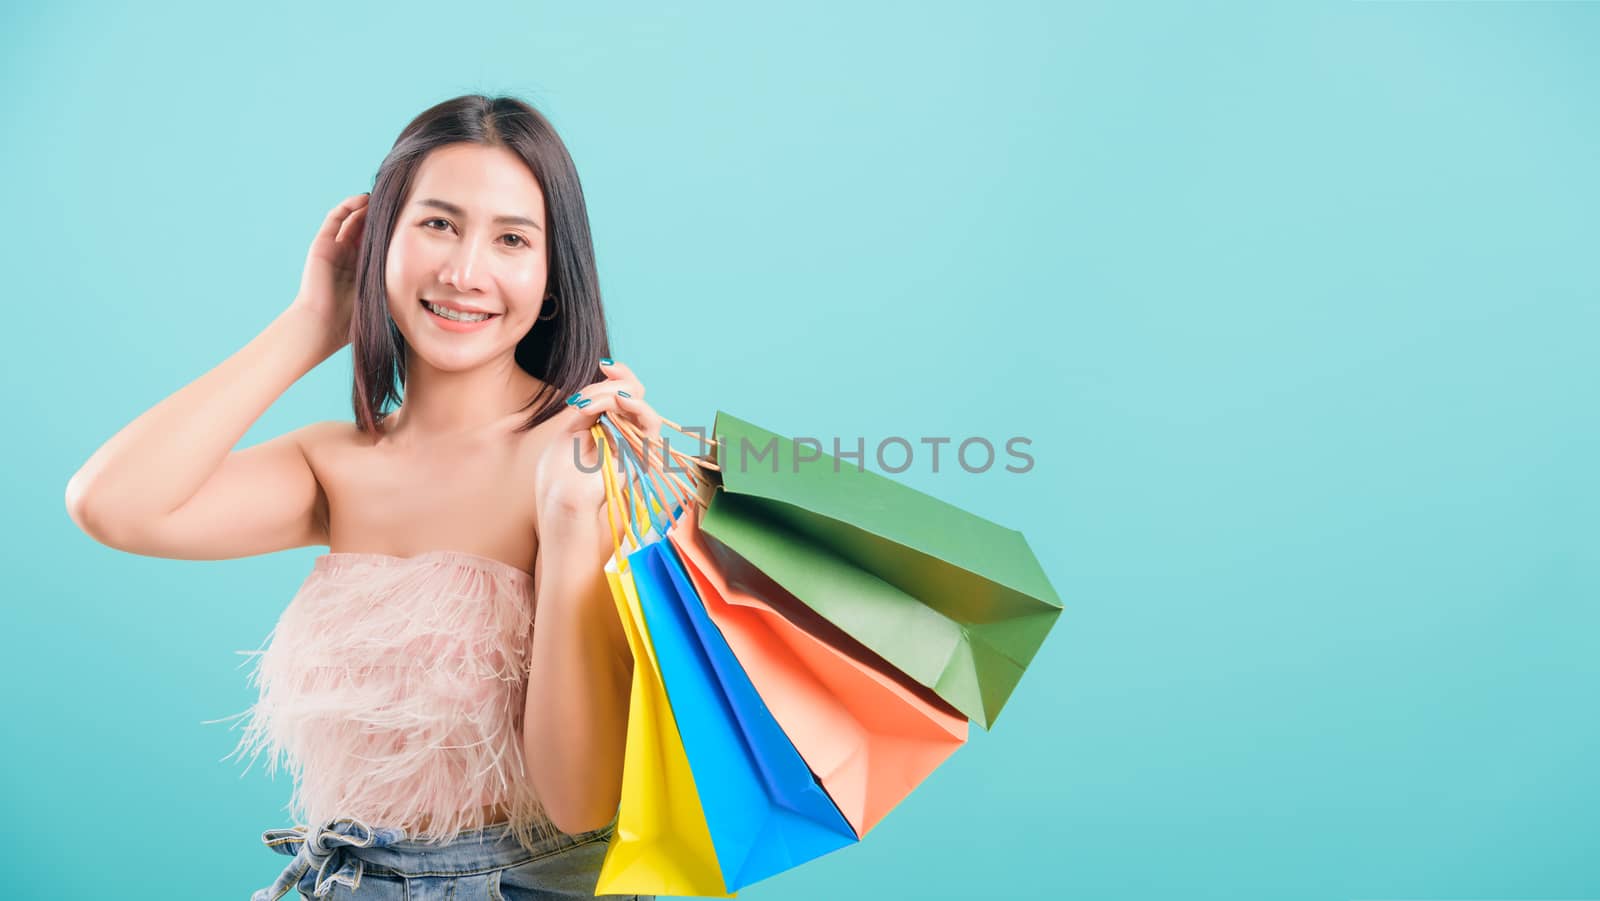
207, 550, 565, 854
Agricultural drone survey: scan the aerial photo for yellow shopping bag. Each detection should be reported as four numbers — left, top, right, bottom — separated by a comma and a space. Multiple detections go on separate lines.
592, 426, 732, 898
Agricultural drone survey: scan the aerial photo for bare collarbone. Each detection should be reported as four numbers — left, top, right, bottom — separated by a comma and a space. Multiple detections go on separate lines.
301, 415, 560, 575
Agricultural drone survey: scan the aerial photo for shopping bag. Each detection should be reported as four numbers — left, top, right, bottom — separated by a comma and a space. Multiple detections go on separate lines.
697, 411, 1064, 729
592, 430, 730, 898
667, 507, 968, 838
630, 529, 858, 891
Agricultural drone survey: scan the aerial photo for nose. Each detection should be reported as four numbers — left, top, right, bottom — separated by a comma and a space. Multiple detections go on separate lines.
437, 234, 493, 294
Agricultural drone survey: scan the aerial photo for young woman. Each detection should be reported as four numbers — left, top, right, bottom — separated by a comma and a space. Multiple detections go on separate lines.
65, 94, 660, 900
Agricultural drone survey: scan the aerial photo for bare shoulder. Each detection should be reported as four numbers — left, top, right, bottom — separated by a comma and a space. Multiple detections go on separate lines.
515, 416, 565, 487
295, 419, 367, 458
285, 420, 358, 530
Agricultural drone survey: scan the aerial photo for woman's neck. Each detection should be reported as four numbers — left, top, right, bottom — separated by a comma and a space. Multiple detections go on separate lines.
385, 354, 547, 441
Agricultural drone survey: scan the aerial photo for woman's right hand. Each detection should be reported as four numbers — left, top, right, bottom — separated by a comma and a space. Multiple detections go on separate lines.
289, 192, 370, 354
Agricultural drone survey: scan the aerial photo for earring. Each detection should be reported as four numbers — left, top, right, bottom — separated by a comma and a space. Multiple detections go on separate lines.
538, 293, 559, 321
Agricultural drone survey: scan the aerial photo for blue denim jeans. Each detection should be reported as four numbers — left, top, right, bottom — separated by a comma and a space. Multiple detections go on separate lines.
249, 816, 650, 900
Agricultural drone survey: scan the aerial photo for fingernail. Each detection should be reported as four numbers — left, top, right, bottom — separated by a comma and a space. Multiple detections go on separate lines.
576, 399, 592, 409
599, 357, 614, 366
618, 390, 631, 398
565, 392, 582, 405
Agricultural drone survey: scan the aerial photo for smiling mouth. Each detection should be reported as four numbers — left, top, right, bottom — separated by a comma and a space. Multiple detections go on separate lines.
420, 299, 501, 322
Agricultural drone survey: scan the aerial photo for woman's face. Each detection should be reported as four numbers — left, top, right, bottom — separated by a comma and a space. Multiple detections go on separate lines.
384, 142, 549, 371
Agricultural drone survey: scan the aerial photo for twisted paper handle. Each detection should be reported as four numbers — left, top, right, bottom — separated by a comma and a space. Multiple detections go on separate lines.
599, 411, 721, 509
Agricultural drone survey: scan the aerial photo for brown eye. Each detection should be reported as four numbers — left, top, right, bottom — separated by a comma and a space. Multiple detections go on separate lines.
503, 234, 526, 248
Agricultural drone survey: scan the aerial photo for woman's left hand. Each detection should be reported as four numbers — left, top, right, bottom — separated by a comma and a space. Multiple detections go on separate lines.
533, 359, 665, 528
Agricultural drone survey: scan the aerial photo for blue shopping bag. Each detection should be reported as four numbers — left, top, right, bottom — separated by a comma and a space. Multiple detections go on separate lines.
629, 535, 858, 891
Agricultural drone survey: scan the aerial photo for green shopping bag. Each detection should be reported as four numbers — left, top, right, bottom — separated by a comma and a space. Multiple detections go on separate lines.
696, 411, 1063, 729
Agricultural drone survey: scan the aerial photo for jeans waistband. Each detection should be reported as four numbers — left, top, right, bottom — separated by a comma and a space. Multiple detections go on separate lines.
261, 815, 614, 896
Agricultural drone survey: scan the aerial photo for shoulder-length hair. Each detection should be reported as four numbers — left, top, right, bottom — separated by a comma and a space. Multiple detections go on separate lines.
349, 94, 609, 436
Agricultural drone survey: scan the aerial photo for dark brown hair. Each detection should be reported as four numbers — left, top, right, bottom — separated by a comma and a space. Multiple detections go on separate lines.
349, 94, 609, 435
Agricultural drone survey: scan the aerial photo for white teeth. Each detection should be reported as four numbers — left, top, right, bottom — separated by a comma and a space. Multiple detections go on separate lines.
424, 301, 492, 322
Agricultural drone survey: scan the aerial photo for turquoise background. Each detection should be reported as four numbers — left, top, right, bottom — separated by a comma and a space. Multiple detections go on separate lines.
5, 1, 1595, 898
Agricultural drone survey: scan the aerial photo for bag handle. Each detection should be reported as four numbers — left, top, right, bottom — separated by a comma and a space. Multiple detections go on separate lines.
599, 414, 664, 534
603, 413, 720, 505
594, 423, 634, 569
594, 414, 674, 551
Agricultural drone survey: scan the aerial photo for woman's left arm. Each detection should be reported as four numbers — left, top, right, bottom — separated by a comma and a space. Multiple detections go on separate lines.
522, 498, 633, 836
521, 359, 663, 835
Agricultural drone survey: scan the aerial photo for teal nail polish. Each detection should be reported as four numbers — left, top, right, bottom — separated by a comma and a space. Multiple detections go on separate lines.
576, 399, 592, 409
565, 392, 582, 405
618, 390, 631, 398
599, 357, 614, 366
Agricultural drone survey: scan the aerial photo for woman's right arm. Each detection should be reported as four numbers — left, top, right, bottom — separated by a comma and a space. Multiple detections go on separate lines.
65, 307, 339, 557
65, 193, 370, 560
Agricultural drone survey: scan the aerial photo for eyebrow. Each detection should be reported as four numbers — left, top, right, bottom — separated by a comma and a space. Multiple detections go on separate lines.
415, 198, 542, 231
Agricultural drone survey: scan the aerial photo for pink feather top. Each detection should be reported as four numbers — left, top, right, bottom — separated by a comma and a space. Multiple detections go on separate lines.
208, 550, 565, 853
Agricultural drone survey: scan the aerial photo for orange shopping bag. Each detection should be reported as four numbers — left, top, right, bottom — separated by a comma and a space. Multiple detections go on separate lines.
667, 505, 968, 837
